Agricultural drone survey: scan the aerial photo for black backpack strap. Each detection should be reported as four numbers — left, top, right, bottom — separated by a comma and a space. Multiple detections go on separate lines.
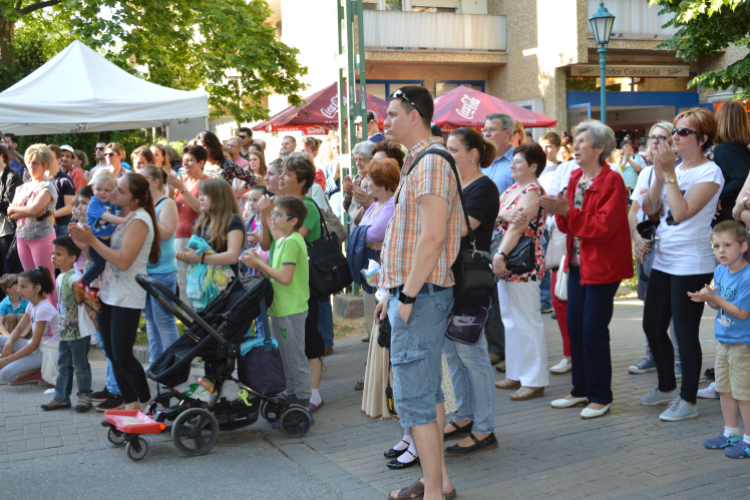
396, 147, 477, 251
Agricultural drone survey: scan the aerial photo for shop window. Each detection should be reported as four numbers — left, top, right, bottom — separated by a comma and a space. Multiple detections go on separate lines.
435, 81, 484, 96
357, 80, 425, 101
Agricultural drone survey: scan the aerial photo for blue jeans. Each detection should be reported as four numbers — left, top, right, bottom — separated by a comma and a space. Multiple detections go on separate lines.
318, 297, 334, 348
539, 228, 551, 310
54, 337, 92, 402
54, 224, 69, 238
388, 284, 453, 428
96, 329, 120, 395
143, 272, 180, 363
444, 336, 496, 434
567, 266, 620, 405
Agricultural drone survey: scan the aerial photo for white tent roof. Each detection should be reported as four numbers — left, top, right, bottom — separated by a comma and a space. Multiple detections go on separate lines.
0, 40, 208, 136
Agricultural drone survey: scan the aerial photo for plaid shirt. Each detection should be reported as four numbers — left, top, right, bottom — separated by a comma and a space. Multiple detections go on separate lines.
380, 137, 463, 289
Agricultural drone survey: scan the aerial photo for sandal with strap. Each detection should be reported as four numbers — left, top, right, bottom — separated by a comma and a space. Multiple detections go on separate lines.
387, 449, 420, 469
495, 379, 521, 390
384, 440, 410, 459
444, 420, 473, 439
509, 386, 545, 401
388, 480, 424, 500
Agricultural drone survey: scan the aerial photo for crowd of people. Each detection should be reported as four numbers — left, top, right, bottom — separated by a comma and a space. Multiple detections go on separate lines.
1, 87, 750, 499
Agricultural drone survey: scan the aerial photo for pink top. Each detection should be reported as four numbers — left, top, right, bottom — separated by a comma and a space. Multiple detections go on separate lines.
359, 197, 394, 244
234, 157, 249, 169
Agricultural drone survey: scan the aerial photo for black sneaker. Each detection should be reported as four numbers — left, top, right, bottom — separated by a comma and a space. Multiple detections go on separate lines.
96, 394, 124, 412
91, 386, 111, 401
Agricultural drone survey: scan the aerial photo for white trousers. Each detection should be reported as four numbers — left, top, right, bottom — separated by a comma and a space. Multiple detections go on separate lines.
497, 280, 549, 387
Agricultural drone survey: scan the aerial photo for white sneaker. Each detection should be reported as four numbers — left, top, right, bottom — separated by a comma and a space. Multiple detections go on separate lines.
550, 358, 572, 374
697, 382, 719, 399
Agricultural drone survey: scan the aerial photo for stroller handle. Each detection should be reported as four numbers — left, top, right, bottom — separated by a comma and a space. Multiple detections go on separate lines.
135, 274, 240, 358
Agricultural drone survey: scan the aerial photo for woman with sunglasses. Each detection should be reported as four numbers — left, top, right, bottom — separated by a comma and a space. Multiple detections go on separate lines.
95, 143, 128, 179
640, 108, 724, 421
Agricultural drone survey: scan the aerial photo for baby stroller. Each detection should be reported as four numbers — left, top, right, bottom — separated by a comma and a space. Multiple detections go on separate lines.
103, 274, 311, 461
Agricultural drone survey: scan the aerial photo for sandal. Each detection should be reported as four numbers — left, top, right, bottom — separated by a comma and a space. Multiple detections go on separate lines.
495, 379, 520, 390
388, 480, 424, 500
509, 386, 545, 401
444, 420, 473, 439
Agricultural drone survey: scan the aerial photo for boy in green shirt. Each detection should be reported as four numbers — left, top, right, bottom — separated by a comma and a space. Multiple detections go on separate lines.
241, 195, 313, 413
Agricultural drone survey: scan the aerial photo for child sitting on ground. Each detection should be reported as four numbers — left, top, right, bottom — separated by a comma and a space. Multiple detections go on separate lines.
0, 274, 29, 338
73, 171, 133, 311
0, 266, 58, 386
689, 221, 750, 458
42, 236, 92, 412
240, 195, 313, 417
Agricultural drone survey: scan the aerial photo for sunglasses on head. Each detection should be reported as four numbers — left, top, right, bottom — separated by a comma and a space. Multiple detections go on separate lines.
389, 89, 424, 117
672, 127, 698, 137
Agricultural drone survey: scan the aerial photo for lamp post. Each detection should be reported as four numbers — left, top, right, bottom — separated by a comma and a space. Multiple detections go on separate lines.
589, 1, 616, 124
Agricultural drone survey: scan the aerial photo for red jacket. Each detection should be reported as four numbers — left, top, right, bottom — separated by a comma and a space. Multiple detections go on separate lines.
555, 163, 633, 285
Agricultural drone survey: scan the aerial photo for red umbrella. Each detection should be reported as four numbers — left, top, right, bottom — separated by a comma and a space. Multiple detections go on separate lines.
432, 85, 557, 131
252, 82, 388, 134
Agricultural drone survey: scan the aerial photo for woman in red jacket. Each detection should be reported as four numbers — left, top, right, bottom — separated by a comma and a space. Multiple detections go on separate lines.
539, 120, 632, 419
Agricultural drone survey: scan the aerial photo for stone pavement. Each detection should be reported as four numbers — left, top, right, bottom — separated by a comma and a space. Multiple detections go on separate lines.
1, 297, 748, 500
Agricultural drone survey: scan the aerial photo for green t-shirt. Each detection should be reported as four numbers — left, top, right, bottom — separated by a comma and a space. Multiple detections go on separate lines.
268, 196, 321, 264
268, 231, 309, 317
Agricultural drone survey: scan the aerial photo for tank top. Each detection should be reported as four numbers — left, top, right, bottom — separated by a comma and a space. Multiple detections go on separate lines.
147, 197, 178, 274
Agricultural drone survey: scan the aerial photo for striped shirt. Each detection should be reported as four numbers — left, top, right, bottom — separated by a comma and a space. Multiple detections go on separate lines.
380, 137, 463, 289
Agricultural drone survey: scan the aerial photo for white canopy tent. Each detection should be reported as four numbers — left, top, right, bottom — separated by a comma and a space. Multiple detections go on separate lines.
0, 40, 208, 140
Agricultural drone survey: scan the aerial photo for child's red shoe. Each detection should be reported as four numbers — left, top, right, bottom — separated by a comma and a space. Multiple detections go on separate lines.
84, 288, 102, 313
73, 280, 87, 304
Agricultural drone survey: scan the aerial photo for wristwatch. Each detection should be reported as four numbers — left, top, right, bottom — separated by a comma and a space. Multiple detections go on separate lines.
398, 290, 416, 305
665, 178, 677, 184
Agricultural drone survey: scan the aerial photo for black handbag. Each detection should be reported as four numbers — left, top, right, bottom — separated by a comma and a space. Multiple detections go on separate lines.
307, 217, 353, 299
237, 298, 287, 396
404, 148, 496, 316
377, 316, 391, 349
494, 207, 543, 275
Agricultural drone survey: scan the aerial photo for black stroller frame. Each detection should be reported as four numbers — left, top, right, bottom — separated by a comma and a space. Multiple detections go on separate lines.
103, 275, 311, 461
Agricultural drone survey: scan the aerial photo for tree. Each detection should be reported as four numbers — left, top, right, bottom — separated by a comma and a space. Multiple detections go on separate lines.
0, 0, 308, 125
651, 0, 750, 99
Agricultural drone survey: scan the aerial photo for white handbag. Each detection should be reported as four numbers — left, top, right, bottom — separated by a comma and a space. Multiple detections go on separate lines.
545, 222, 567, 270
554, 254, 568, 302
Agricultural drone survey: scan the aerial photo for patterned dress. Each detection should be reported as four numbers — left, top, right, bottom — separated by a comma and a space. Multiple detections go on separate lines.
497, 183, 546, 282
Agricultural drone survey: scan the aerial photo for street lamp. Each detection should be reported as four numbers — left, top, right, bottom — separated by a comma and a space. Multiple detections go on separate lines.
589, 1, 616, 124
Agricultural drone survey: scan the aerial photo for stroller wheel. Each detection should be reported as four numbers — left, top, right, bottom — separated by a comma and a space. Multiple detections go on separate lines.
125, 437, 148, 461
171, 408, 219, 456
280, 405, 311, 438
107, 427, 126, 446
260, 400, 281, 423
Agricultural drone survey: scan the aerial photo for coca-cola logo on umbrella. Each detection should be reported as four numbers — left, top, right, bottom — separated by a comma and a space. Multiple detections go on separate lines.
321, 95, 349, 119
456, 94, 481, 120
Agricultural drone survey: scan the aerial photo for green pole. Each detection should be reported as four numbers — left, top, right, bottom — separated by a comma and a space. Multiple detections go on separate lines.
599, 45, 608, 124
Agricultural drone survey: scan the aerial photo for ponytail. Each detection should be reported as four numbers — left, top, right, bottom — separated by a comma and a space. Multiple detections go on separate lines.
450, 127, 496, 168
20, 265, 54, 297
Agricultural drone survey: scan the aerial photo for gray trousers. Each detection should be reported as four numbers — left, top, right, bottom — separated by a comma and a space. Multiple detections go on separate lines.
0, 335, 43, 385
271, 312, 312, 407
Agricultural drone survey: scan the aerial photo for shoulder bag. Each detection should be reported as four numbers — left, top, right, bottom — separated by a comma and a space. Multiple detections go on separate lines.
554, 254, 568, 302
307, 216, 353, 299
322, 196, 348, 243
404, 148, 496, 316
497, 206, 543, 275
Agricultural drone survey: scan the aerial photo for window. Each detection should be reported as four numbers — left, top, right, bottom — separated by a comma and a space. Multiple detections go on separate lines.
435, 81, 485, 97
356, 80, 426, 101
385, 0, 403, 10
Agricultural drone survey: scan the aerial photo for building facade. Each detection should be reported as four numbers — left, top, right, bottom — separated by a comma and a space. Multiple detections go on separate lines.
210, 0, 748, 145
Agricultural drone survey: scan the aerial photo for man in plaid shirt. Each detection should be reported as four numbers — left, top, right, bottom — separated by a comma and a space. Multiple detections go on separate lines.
376, 86, 463, 500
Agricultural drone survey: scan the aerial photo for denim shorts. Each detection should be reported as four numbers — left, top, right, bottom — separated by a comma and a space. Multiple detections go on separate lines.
388, 284, 454, 428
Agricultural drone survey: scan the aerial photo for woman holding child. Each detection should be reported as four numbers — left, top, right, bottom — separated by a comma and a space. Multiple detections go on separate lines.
139, 164, 180, 363
639, 108, 724, 421
8, 144, 58, 306
69, 173, 160, 411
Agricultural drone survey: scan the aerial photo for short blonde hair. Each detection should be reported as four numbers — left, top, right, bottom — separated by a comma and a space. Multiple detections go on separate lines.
91, 170, 117, 186
24, 144, 55, 171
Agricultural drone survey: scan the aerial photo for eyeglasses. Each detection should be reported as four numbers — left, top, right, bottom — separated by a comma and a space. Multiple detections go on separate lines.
105, 152, 117, 157
649, 135, 669, 142
388, 89, 423, 117
95, 147, 105, 151
672, 128, 698, 137
270, 210, 293, 220
239, 135, 247, 139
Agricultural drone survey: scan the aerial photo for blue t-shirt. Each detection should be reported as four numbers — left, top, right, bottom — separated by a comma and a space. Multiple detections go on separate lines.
87, 198, 121, 238
0, 296, 29, 316
714, 264, 750, 345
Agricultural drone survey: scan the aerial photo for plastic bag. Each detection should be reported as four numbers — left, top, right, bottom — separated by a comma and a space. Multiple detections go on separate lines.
361, 259, 381, 287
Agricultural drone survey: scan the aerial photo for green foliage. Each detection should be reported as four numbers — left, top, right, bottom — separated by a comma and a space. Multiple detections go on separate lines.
651, 0, 750, 99
0, 0, 308, 125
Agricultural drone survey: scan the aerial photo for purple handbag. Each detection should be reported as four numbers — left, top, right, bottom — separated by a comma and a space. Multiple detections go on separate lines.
444, 297, 492, 346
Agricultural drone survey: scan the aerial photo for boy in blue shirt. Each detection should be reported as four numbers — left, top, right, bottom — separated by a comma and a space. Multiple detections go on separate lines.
72, 171, 132, 312
0, 273, 29, 337
689, 221, 750, 458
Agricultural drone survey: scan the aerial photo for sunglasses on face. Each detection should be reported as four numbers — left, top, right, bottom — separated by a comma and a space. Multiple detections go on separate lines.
105, 152, 117, 157
239, 135, 247, 139
649, 135, 668, 142
388, 89, 424, 117
95, 147, 105, 151
672, 128, 698, 137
